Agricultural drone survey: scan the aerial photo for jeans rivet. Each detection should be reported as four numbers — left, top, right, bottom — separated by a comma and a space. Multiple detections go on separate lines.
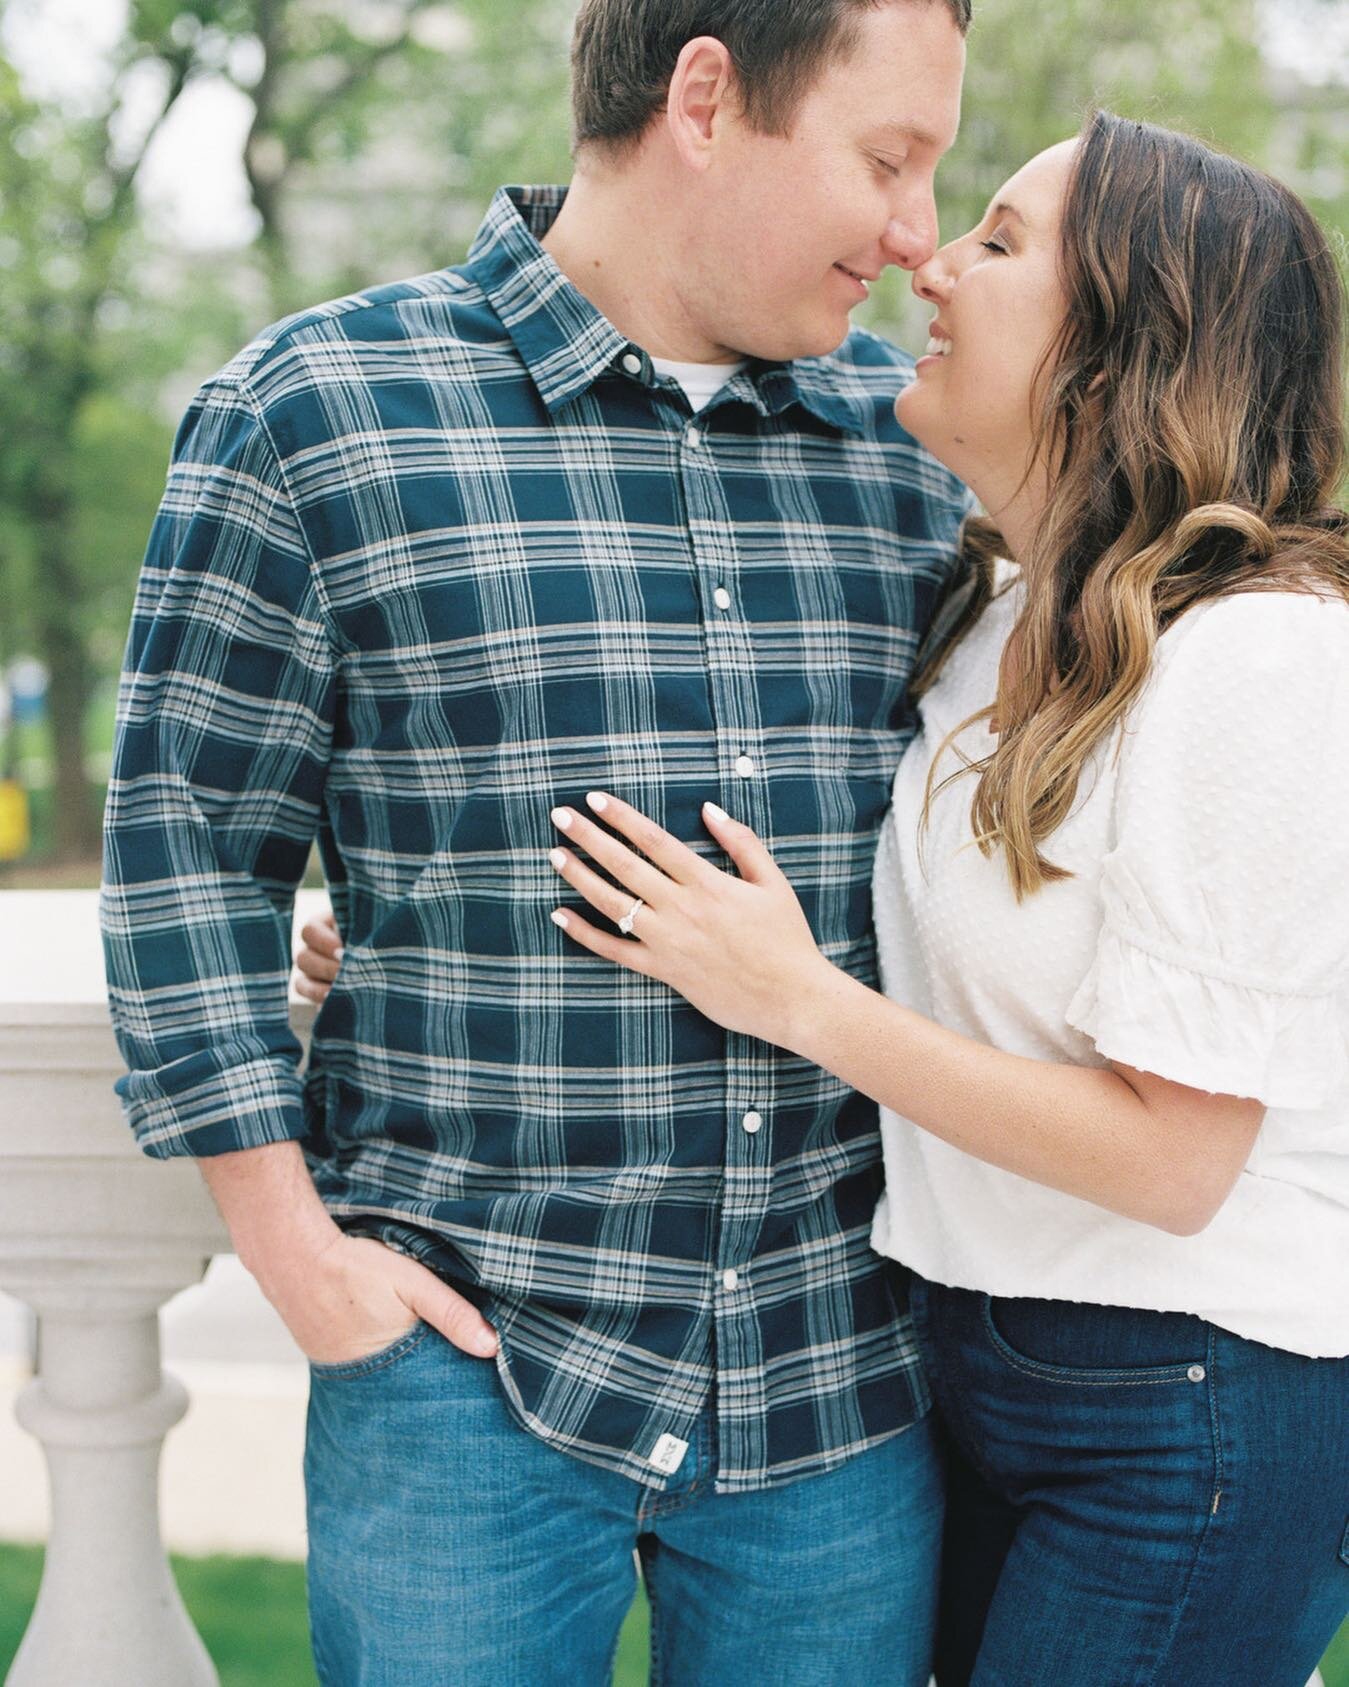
1187, 1364, 1206, 1383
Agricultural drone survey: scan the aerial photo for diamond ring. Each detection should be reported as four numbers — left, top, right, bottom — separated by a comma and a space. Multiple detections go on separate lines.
618, 898, 645, 936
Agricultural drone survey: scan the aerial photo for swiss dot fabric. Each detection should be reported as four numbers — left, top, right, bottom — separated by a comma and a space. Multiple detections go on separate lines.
872, 572, 1349, 1356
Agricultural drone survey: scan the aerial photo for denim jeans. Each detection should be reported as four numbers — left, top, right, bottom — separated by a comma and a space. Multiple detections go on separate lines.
908, 1275, 1349, 1687
304, 1317, 943, 1685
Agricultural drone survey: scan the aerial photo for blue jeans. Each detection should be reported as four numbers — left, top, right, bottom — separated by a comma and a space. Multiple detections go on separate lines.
909, 1276, 1349, 1686
304, 1317, 943, 1684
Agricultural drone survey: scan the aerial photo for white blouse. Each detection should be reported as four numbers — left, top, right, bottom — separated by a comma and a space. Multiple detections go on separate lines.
870, 568, 1349, 1357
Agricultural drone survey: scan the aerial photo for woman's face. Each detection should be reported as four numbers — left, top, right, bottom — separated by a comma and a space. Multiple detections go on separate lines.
896, 139, 1076, 516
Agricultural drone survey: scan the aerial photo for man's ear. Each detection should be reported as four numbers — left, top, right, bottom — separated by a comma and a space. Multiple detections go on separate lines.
665, 36, 738, 172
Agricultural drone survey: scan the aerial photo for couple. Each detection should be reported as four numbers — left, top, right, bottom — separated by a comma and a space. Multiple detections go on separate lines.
101, 0, 1349, 1682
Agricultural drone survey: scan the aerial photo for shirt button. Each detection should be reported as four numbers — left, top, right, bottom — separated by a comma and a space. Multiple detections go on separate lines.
622, 352, 642, 375
734, 755, 755, 778
713, 586, 732, 611
686, 426, 703, 448
742, 1111, 763, 1134
722, 1268, 740, 1292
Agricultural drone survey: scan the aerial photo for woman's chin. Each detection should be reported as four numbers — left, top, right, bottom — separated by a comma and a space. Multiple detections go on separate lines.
895, 385, 952, 467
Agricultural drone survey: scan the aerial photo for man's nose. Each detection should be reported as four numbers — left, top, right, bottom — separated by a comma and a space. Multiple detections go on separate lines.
882, 197, 940, 272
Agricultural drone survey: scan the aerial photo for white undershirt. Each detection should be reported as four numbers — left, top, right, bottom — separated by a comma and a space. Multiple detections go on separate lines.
650, 356, 748, 414
870, 564, 1349, 1358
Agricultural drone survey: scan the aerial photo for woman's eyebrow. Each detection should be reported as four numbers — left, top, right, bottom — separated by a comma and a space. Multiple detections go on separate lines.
990, 200, 1029, 228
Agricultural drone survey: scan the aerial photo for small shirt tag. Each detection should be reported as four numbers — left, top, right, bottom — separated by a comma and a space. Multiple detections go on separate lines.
649, 1433, 689, 1475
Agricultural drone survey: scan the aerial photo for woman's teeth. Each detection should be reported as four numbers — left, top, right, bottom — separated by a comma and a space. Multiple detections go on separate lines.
924, 336, 952, 358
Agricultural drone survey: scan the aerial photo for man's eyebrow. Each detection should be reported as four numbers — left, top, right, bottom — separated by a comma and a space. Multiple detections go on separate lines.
875, 119, 947, 151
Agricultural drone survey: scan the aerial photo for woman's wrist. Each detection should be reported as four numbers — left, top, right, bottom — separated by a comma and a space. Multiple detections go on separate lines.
780, 957, 861, 1065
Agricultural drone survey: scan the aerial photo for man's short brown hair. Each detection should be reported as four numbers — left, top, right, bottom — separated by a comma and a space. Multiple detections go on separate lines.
570, 0, 972, 156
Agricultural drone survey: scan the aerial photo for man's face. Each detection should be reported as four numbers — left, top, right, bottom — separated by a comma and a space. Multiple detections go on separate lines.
682, 1, 965, 362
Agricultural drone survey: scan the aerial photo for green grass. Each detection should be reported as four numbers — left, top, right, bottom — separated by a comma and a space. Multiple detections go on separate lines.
0, 1544, 652, 1685
0, 1541, 1344, 1684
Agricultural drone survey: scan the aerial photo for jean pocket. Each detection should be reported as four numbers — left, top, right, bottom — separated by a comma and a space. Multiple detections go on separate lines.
307, 1318, 432, 1381
980, 1295, 1210, 1388
1340, 1519, 1349, 1569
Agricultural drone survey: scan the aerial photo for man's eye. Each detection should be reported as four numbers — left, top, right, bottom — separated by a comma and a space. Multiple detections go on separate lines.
871, 155, 902, 177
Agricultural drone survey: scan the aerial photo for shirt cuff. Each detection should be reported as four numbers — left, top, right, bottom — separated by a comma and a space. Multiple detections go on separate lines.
115, 1041, 309, 1160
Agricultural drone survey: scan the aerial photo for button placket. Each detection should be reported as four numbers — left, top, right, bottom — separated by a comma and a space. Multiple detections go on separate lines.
676, 412, 772, 1355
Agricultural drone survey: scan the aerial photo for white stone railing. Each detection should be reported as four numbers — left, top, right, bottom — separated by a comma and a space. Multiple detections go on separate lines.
0, 889, 320, 1687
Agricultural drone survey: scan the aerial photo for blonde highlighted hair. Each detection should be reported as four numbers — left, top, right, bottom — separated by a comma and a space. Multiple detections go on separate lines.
917, 110, 1349, 900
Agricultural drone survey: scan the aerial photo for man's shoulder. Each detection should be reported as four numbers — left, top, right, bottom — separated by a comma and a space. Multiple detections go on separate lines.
789, 326, 920, 432
209, 266, 499, 409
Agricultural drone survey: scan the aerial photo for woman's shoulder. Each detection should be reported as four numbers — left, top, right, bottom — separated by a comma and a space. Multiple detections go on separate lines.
1149, 587, 1349, 706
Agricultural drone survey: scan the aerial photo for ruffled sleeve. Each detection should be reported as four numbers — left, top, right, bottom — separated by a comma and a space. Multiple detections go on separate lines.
1065, 591, 1349, 1108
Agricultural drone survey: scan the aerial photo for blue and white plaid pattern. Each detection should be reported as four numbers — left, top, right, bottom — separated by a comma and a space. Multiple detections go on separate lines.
102, 186, 971, 1490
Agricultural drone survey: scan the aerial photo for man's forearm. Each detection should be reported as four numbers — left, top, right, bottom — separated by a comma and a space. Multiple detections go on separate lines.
198, 1140, 342, 1294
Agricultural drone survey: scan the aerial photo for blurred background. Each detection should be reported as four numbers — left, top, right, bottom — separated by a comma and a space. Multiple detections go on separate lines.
0, 0, 1345, 886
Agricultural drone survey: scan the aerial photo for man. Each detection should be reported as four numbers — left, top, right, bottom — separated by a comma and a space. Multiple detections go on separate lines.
101, 1, 971, 1680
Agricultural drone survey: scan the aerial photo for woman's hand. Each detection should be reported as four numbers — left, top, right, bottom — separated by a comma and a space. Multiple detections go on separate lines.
292, 906, 342, 1005
548, 792, 838, 1049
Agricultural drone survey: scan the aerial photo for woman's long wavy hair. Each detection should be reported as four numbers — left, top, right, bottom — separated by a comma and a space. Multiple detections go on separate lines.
916, 110, 1349, 900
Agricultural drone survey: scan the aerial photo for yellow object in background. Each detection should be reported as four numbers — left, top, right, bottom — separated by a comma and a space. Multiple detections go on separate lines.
0, 779, 31, 861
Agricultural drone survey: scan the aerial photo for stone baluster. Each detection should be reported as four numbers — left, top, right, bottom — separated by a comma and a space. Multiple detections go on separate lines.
0, 888, 320, 1686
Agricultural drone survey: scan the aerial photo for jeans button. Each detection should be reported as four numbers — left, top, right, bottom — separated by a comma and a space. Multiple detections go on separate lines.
1187, 1364, 1206, 1383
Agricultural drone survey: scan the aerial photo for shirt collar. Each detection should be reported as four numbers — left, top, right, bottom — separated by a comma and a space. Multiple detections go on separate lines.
465, 186, 866, 435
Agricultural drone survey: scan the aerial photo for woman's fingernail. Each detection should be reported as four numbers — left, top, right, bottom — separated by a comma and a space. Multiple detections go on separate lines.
704, 802, 729, 823
549, 849, 567, 870
586, 791, 609, 813
551, 807, 573, 830
551, 910, 570, 929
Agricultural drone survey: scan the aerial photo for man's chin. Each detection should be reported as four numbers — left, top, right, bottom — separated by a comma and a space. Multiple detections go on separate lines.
749, 313, 854, 365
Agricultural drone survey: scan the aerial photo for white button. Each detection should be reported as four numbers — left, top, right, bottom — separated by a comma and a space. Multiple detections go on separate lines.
1187, 1364, 1206, 1383
649, 1432, 689, 1474
713, 587, 732, 611
622, 353, 642, 375
686, 426, 703, 447
742, 1111, 763, 1134
721, 1268, 740, 1292
735, 755, 755, 778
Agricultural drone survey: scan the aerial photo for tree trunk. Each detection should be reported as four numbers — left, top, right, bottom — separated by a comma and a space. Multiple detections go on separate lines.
31, 492, 99, 863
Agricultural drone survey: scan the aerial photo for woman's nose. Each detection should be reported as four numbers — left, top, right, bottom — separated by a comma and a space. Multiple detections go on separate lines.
911, 250, 956, 306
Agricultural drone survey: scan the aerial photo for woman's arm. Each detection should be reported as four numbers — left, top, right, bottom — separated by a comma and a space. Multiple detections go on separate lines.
791, 963, 1263, 1236
548, 793, 1264, 1237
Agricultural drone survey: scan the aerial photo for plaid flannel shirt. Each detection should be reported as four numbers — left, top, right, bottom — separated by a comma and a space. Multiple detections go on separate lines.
101, 186, 972, 1491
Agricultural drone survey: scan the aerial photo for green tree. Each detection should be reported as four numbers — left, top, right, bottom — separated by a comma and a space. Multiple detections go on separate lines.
0, 40, 199, 857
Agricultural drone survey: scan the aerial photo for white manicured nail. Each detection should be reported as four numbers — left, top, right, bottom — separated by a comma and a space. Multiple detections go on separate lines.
586, 791, 609, 812
549, 850, 567, 870
551, 910, 570, 929
704, 802, 729, 823
551, 807, 573, 830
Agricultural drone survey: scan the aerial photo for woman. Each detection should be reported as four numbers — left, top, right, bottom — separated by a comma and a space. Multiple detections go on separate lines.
543, 113, 1349, 1683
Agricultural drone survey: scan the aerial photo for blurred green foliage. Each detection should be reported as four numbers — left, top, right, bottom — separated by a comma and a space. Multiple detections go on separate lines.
0, 0, 1343, 866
